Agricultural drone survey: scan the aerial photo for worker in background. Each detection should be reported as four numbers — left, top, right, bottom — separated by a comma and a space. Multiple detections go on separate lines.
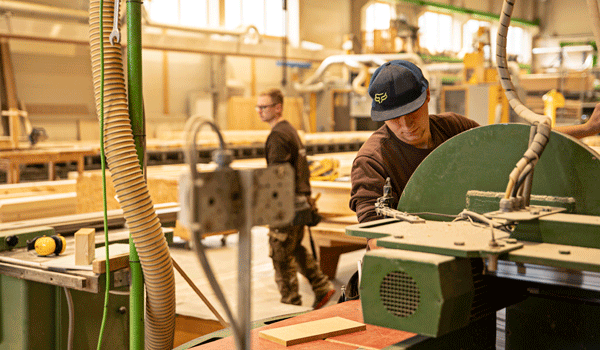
349, 60, 600, 251
257, 88, 335, 309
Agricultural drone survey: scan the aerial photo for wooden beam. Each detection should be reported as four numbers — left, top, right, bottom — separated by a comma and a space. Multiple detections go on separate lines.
74, 228, 95, 265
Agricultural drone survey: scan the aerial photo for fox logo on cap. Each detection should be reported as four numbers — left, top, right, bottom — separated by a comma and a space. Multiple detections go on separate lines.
374, 92, 387, 104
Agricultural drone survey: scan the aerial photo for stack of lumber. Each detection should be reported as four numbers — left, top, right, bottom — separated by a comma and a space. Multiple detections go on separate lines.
0, 180, 77, 222
520, 72, 594, 93
72, 153, 358, 239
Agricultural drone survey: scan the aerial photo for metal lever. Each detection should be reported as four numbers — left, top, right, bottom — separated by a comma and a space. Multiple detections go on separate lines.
109, 0, 121, 45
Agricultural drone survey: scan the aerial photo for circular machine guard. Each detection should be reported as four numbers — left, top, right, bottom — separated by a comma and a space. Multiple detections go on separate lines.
397, 123, 600, 217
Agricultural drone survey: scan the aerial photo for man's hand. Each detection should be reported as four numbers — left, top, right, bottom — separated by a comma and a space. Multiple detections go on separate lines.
585, 102, 600, 134
367, 238, 383, 250
554, 102, 600, 139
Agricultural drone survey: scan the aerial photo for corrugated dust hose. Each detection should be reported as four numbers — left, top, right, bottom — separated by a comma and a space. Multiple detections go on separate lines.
89, 0, 176, 348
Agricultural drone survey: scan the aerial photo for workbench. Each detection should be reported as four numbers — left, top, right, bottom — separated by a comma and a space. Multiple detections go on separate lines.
0, 228, 134, 349
0, 206, 178, 349
0, 145, 96, 183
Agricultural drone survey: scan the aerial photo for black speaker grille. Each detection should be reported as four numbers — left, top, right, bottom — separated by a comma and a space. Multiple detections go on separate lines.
380, 270, 420, 318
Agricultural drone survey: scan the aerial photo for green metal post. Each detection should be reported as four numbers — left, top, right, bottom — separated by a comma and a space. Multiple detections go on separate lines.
127, 2, 145, 349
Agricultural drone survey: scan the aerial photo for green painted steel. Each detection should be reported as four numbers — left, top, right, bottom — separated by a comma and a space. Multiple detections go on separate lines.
398, 124, 600, 218
0, 276, 55, 348
58, 285, 129, 349
360, 250, 474, 337
512, 215, 600, 248
399, 0, 539, 27
0, 276, 128, 349
127, 2, 145, 349
465, 191, 577, 214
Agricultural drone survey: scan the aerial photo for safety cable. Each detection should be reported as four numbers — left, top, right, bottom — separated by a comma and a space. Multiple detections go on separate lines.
95, 0, 111, 348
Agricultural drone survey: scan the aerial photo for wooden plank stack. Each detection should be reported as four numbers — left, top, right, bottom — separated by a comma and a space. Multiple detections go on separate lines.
0, 180, 77, 222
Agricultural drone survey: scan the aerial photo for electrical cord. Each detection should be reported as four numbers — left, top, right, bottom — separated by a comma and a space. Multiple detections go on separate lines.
95, 0, 112, 348
64, 287, 74, 350
454, 209, 513, 233
184, 117, 242, 347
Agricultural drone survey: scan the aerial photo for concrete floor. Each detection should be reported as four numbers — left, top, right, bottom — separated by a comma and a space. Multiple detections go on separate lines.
170, 226, 364, 323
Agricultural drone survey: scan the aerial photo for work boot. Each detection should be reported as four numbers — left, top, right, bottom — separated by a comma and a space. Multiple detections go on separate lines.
312, 284, 335, 310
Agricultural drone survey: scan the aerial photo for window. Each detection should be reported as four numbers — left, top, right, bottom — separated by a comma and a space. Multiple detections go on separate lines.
462, 20, 492, 58
506, 25, 532, 64
418, 12, 461, 55
144, 0, 297, 40
365, 2, 392, 32
144, 0, 209, 28
416, 11, 533, 64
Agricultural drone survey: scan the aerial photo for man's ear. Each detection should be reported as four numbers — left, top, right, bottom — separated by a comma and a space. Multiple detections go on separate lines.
426, 88, 431, 103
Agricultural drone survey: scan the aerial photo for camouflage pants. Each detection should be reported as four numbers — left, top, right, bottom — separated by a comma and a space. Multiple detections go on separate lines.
269, 225, 331, 305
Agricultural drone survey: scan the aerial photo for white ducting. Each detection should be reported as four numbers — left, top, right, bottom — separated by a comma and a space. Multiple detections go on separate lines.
140, 7, 260, 43
295, 53, 426, 93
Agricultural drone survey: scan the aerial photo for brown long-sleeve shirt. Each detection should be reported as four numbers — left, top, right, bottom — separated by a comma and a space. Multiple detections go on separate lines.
266, 120, 311, 196
349, 113, 479, 223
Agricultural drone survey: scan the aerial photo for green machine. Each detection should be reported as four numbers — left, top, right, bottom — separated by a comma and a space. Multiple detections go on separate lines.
348, 124, 600, 349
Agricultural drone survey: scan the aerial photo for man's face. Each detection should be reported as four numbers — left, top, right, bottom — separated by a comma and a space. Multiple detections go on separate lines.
256, 95, 279, 123
385, 110, 431, 148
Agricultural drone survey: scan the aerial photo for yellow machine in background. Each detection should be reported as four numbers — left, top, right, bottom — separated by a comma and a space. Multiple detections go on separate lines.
442, 27, 510, 125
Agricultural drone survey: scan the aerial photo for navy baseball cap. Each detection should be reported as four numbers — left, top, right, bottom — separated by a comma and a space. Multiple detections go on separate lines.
368, 60, 429, 121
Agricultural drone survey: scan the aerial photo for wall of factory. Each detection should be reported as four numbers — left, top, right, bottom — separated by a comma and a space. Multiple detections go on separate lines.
300, 0, 352, 51
4, 0, 596, 142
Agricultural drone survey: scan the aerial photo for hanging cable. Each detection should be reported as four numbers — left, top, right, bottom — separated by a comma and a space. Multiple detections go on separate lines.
92, 0, 111, 348
64, 287, 75, 350
184, 116, 243, 346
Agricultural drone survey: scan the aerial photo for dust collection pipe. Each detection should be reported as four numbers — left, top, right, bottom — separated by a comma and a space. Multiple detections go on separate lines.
89, 0, 176, 349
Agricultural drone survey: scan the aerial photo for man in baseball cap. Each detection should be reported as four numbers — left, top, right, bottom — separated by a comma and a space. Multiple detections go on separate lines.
350, 59, 600, 251
369, 60, 429, 122
350, 60, 480, 239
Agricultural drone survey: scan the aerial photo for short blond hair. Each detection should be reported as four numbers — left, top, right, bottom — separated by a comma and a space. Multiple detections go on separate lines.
259, 88, 283, 107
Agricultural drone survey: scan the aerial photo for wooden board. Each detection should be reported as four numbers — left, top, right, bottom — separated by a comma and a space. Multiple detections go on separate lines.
92, 252, 129, 274
520, 72, 593, 93
74, 228, 95, 265
310, 180, 353, 216
0, 179, 76, 196
0, 192, 76, 222
258, 316, 366, 346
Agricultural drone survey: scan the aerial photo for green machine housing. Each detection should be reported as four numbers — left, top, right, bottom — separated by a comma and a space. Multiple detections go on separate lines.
348, 124, 600, 349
